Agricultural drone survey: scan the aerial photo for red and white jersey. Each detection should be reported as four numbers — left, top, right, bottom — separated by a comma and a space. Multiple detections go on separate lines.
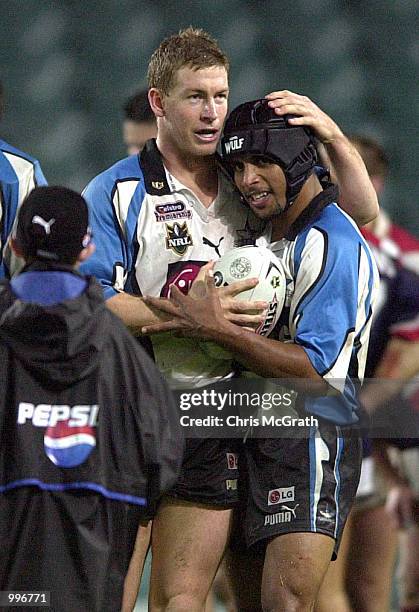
361, 209, 419, 275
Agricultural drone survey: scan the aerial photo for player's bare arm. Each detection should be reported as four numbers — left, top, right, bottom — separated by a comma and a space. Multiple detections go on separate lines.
143, 273, 326, 385
108, 270, 266, 335
106, 259, 216, 333
106, 292, 169, 335
265, 90, 379, 225
141, 274, 268, 333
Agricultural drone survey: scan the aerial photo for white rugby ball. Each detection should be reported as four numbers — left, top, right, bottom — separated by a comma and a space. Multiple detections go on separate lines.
213, 245, 286, 336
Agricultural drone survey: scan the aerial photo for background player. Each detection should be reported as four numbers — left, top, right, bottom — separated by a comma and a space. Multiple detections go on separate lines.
142, 98, 379, 611
81, 28, 379, 611
0, 186, 183, 612
0, 79, 47, 277
315, 136, 419, 612
122, 88, 157, 155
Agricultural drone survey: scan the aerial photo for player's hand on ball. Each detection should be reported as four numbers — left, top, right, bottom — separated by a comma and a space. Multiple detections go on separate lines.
141, 272, 266, 336
217, 279, 268, 329
189, 262, 268, 328
265, 90, 343, 145
142, 271, 225, 337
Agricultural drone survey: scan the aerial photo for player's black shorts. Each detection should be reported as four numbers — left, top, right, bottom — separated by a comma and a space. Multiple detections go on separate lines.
232, 420, 362, 558
167, 437, 241, 506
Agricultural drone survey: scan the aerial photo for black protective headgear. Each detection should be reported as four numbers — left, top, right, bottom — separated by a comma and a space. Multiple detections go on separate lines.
221, 99, 318, 210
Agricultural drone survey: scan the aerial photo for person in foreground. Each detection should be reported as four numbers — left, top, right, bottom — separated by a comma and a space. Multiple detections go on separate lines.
0, 186, 183, 612
142, 99, 379, 611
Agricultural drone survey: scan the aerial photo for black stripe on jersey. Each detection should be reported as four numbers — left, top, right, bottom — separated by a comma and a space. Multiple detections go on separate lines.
292, 226, 328, 325
126, 234, 141, 295
140, 140, 171, 195
0, 184, 4, 240
319, 325, 356, 377
110, 177, 141, 265
348, 246, 364, 382
349, 304, 373, 382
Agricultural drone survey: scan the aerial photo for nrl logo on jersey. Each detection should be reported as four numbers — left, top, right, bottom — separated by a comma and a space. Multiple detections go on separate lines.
165, 222, 193, 256
155, 202, 192, 223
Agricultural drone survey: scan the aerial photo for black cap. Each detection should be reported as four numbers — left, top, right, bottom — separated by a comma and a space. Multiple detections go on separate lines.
15, 186, 91, 264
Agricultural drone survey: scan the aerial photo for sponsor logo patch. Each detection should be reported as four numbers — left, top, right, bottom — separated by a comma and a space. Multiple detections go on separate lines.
268, 486, 295, 505
224, 136, 244, 154
152, 181, 165, 190
160, 261, 206, 297
226, 478, 238, 491
165, 222, 193, 256
154, 202, 192, 222
226, 452, 238, 470
17, 402, 99, 468
264, 504, 299, 526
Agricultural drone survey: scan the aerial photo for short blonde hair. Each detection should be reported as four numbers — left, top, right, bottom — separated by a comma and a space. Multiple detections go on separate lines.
147, 27, 229, 96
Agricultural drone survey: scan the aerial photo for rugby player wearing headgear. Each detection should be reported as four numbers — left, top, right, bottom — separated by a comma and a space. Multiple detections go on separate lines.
143, 97, 379, 611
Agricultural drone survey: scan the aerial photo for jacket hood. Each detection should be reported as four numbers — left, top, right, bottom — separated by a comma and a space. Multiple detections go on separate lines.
0, 276, 107, 389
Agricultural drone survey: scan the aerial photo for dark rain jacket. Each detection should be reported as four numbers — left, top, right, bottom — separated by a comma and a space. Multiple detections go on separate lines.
0, 270, 183, 611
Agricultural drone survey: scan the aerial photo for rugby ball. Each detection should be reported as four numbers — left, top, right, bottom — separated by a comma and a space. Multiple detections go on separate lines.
213, 245, 286, 336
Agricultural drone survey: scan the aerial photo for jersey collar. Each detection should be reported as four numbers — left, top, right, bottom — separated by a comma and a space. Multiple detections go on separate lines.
285, 183, 339, 241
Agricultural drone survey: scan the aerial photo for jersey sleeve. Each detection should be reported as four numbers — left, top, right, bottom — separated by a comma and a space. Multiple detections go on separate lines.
81, 173, 139, 299
33, 159, 47, 188
290, 222, 377, 392
1, 157, 47, 278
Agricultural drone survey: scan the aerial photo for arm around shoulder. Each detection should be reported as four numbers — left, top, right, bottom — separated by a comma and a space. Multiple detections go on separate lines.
321, 132, 379, 226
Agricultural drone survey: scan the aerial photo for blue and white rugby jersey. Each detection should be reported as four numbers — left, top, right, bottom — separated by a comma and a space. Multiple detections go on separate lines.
0, 139, 47, 277
81, 140, 265, 388
269, 185, 379, 425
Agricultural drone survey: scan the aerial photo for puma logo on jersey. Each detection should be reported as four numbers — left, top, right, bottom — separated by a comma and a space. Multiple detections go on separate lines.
32, 215, 55, 234
203, 236, 224, 257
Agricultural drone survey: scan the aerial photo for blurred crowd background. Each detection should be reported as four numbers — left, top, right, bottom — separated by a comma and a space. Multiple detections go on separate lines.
1, 0, 418, 234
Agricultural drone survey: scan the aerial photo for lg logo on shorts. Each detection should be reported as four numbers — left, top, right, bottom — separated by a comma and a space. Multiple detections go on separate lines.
268, 486, 295, 505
